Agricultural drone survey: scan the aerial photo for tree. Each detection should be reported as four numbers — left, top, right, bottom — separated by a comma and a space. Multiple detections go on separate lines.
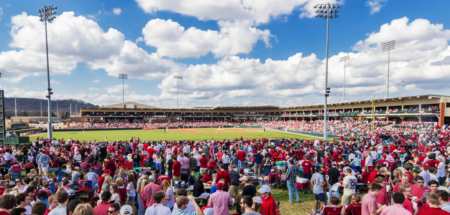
22, 111, 28, 116
51, 112, 56, 117
61, 112, 67, 120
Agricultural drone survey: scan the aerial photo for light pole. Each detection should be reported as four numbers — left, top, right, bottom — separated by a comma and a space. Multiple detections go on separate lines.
119, 74, 127, 107
314, 2, 340, 141
382, 40, 395, 98
173, 75, 183, 109
340, 55, 350, 102
401, 80, 405, 96
39, 5, 57, 140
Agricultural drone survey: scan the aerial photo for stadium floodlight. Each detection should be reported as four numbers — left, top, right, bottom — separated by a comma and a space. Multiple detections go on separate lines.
401, 80, 405, 96
314, 2, 341, 141
173, 75, 183, 109
39, 5, 57, 140
382, 40, 395, 98
339, 55, 350, 102
119, 74, 128, 107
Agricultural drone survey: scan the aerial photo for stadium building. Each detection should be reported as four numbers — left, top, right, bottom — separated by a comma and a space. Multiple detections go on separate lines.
80, 94, 450, 126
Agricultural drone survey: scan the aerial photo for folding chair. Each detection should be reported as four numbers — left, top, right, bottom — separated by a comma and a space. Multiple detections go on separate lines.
323, 206, 343, 215
352, 205, 361, 215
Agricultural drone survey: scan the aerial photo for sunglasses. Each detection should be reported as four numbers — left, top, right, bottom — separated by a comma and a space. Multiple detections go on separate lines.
107, 211, 117, 213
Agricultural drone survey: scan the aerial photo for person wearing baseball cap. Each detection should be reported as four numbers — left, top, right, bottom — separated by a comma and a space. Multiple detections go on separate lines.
258, 185, 276, 215
97, 169, 112, 194
312, 164, 326, 213
120, 205, 133, 215
240, 176, 256, 197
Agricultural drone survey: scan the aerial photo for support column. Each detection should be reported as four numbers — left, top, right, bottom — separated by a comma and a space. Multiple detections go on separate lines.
439, 103, 445, 126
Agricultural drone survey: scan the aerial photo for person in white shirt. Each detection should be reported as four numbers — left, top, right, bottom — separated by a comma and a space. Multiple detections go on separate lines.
145, 191, 171, 215
365, 153, 373, 171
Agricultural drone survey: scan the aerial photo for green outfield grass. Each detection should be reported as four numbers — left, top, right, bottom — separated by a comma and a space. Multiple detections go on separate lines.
35, 128, 317, 141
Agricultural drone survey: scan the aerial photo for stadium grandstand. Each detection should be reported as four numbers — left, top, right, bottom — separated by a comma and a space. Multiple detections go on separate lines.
79, 94, 449, 126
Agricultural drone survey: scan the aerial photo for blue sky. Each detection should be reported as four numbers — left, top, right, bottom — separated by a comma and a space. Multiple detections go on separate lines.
1, 0, 450, 108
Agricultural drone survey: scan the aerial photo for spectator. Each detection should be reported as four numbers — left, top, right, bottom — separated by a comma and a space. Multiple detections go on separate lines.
173, 196, 202, 215
393, 174, 411, 192
73, 204, 94, 215
362, 183, 386, 215
107, 203, 120, 215
240, 176, 256, 197
258, 185, 277, 215
161, 180, 174, 210
341, 168, 357, 206
411, 176, 431, 214
436, 190, 450, 212
15, 193, 31, 215
137, 171, 151, 215
285, 159, 300, 203
94, 191, 112, 215
44, 195, 58, 215
215, 164, 231, 192
344, 194, 361, 215
420, 193, 449, 215
172, 158, 182, 183
399, 184, 416, 215
237, 147, 246, 170
37, 190, 49, 207
327, 162, 340, 202
208, 182, 232, 214
228, 165, 240, 202
144, 191, 171, 215
112, 166, 128, 183
312, 165, 326, 213
10, 208, 26, 215
241, 195, 259, 215
302, 158, 313, 181
380, 192, 411, 215
173, 189, 195, 213
141, 175, 161, 208
48, 191, 68, 215
31, 202, 47, 215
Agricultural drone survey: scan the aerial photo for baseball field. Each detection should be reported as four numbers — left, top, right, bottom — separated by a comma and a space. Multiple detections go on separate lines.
34, 128, 317, 142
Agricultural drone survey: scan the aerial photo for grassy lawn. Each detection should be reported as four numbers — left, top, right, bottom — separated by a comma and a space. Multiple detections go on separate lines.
34, 128, 317, 142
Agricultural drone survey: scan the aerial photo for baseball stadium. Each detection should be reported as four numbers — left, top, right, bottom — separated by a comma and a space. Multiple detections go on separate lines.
2, 1, 450, 215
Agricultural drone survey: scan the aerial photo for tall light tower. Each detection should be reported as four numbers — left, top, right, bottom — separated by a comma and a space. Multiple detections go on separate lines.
340, 55, 350, 102
314, 2, 341, 141
118, 74, 127, 107
401, 80, 405, 96
382, 40, 395, 98
173, 75, 183, 109
39, 5, 57, 140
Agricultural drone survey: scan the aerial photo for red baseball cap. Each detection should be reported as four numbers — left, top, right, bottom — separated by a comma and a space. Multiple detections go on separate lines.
104, 169, 112, 174
420, 165, 428, 169
216, 183, 223, 189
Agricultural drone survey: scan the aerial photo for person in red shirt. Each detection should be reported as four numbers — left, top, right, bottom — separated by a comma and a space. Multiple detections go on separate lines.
368, 164, 384, 184
393, 174, 411, 193
375, 176, 389, 207
199, 154, 208, 173
344, 194, 361, 215
302, 158, 313, 180
94, 191, 112, 215
237, 148, 247, 170
258, 185, 277, 215
419, 192, 450, 215
215, 164, 231, 191
0, 195, 17, 215
172, 159, 182, 182
411, 175, 431, 214
399, 184, 416, 215
97, 169, 111, 194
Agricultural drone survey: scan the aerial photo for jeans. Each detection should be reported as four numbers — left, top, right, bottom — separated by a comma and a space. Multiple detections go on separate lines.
264, 166, 271, 176
287, 182, 300, 202
233, 159, 238, 166
439, 177, 445, 185
133, 162, 140, 168
137, 195, 145, 215
147, 158, 153, 165
155, 163, 162, 174
328, 184, 340, 203
239, 161, 246, 169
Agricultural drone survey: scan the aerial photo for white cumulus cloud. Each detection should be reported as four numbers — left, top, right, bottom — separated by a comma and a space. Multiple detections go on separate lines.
142, 19, 272, 58
88, 87, 99, 90
92, 80, 100, 83
112, 8, 122, 15
366, 0, 388, 14
105, 84, 128, 94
